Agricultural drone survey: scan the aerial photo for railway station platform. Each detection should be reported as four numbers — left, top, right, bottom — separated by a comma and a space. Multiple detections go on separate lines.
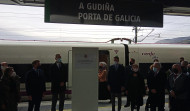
18, 95, 170, 111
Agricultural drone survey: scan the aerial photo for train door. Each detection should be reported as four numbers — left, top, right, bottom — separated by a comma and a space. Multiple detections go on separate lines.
99, 50, 110, 67
124, 44, 129, 66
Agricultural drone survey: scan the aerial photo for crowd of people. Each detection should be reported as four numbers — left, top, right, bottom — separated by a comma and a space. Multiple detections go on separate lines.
0, 54, 67, 111
98, 56, 190, 111
0, 54, 190, 111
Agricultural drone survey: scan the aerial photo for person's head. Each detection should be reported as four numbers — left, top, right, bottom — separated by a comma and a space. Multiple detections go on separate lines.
188, 64, 190, 69
114, 56, 119, 64
129, 58, 135, 65
132, 64, 139, 72
172, 64, 182, 75
32, 60, 40, 69
153, 62, 161, 73
180, 57, 184, 63
99, 62, 107, 72
55, 54, 62, 63
181, 61, 188, 73
181, 61, 188, 68
99, 62, 107, 70
1, 62, 8, 71
153, 59, 159, 62
4, 67, 15, 77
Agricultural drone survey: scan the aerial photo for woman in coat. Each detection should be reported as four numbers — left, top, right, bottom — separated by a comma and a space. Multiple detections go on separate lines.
98, 62, 110, 100
125, 64, 145, 111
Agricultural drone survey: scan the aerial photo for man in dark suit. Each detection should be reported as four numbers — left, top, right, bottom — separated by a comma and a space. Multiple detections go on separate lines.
168, 64, 189, 111
51, 54, 67, 111
25, 60, 46, 111
147, 62, 166, 111
124, 58, 135, 107
108, 56, 125, 111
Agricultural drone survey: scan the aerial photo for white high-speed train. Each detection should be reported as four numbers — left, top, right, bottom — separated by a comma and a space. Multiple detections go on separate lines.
0, 41, 190, 100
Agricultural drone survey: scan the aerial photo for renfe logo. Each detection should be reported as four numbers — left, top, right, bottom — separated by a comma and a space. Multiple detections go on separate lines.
142, 51, 155, 57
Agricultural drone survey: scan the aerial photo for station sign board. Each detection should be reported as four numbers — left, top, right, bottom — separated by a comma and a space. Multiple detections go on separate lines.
45, 0, 163, 27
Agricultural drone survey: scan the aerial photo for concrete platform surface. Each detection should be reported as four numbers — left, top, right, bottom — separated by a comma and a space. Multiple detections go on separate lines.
18, 96, 170, 111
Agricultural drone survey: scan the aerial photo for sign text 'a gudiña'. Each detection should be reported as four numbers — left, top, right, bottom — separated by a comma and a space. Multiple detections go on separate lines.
78, 2, 141, 22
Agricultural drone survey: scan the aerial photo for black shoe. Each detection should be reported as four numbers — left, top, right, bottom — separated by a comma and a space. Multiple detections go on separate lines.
124, 104, 130, 107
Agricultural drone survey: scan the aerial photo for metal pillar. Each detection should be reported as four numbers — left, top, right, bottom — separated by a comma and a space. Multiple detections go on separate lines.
111, 39, 114, 44
134, 27, 138, 43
